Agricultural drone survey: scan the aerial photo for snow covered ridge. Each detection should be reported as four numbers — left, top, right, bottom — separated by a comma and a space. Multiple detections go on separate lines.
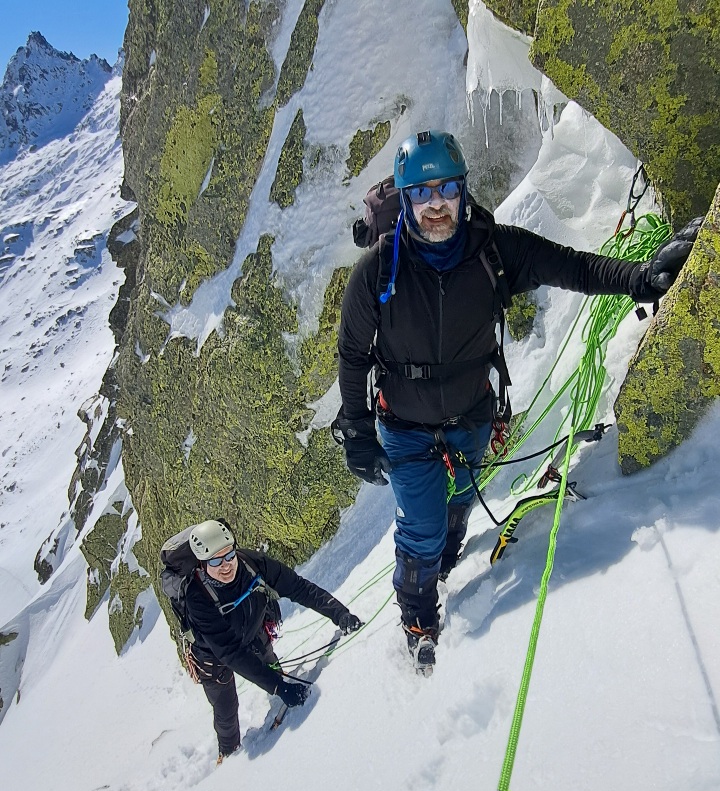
0, 32, 112, 158
0, 38, 133, 647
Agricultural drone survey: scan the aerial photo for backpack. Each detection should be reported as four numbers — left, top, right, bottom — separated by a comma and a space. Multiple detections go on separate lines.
159, 526, 278, 643
352, 175, 514, 421
352, 175, 400, 249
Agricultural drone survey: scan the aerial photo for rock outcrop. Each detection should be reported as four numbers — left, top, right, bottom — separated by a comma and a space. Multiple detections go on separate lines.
525, 0, 718, 226
615, 187, 720, 473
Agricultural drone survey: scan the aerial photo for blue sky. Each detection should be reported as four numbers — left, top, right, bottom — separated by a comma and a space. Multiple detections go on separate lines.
0, 0, 129, 75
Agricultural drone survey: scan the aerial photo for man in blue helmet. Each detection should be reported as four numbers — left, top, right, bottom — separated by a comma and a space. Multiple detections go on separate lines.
333, 129, 701, 673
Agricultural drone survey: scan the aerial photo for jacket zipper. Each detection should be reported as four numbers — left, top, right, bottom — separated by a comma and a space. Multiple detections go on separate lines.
438, 273, 446, 417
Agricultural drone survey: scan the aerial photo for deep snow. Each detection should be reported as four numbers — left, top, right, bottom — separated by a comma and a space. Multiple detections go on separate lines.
0, 4, 718, 791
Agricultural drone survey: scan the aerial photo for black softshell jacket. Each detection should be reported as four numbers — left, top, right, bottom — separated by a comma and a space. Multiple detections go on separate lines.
339, 202, 646, 425
185, 549, 349, 693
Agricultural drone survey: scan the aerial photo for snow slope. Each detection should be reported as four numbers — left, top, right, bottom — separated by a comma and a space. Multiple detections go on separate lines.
0, 6, 719, 791
0, 63, 131, 627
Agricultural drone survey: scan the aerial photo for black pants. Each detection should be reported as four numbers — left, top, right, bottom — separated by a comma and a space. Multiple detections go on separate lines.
194, 630, 279, 754
200, 666, 241, 755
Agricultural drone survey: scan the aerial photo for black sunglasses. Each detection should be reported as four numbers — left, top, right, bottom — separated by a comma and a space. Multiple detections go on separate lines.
406, 179, 463, 205
206, 549, 237, 567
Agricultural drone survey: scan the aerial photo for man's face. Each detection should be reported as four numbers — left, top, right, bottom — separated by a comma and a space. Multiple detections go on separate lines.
205, 544, 238, 584
409, 178, 461, 243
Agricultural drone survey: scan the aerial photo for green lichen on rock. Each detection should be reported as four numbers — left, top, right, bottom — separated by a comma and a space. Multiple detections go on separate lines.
451, 0, 469, 31
156, 94, 221, 228
615, 188, 720, 474
81, 506, 126, 619
270, 109, 307, 208
199, 47, 219, 89
298, 266, 352, 404
121, 0, 278, 302
346, 122, 392, 179
0, 632, 18, 647
483, 1, 538, 36
531, 0, 720, 225
276, 0, 326, 108
108, 562, 151, 655
112, 0, 379, 653
506, 291, 537, 340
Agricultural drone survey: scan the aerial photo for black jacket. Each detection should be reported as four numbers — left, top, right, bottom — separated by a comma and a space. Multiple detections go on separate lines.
339, 202, 646, 425
185, 549, 349, 693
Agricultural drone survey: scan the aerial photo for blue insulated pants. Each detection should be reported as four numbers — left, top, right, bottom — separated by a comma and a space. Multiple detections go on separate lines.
378, 420, 492, 562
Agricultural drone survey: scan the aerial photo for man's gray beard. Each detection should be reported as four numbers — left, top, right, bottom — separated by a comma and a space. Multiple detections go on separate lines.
418, 219, 458, 243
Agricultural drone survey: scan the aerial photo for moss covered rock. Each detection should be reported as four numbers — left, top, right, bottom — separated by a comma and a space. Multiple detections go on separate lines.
276, 0, 326, 107
0, 632, 18, 647
530, 0, 720, 225
81, 506, 126, 619
346, 122, 391, 179
482, 1, 537, 37
114, 0, 357, 645
270, 109, 306, 208
506, 291, 538, 340
615, 187, 720, 473
451, 0, 469, 31
108, 561, 152, 654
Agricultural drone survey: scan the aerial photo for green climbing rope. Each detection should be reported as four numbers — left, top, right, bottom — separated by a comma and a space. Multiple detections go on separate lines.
495, 214, 671, 790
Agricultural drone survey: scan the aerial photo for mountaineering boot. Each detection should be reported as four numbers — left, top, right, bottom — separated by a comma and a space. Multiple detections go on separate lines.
403, 622, 438, 677
216, 743, 241, 766
439, 501, 474, 581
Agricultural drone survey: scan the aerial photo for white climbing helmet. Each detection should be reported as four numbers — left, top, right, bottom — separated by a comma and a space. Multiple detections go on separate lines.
189, 519, 235, 560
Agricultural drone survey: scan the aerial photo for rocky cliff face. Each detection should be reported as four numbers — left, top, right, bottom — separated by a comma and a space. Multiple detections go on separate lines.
0, 32, 111, 157
116, 1, 363, 634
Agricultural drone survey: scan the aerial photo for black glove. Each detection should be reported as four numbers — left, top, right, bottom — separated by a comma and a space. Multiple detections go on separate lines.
276, 680, 310, 707
338, 612, 363, 635
331, 413, 391, 486
632, 216, 703, 301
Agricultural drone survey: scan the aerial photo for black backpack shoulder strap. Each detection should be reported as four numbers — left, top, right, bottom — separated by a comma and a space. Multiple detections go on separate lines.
194, 569, 221, 607
478, 239, 513, 422
234, 549, 261, 578
479, 240, 512, 310
376, 233, 395, 299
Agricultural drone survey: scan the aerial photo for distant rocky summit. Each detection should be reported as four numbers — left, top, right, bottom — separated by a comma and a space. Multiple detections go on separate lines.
0, 32, 111, 156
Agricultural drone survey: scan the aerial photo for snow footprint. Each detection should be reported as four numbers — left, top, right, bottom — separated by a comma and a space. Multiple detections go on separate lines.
445, 576, 497, 644
436, 678, 503, 744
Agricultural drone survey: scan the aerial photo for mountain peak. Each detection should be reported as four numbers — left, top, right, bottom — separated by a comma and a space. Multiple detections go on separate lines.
0, 32, 112, 157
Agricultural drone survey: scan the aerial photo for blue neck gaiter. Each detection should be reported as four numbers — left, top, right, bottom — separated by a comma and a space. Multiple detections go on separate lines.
401, 187, 468, 272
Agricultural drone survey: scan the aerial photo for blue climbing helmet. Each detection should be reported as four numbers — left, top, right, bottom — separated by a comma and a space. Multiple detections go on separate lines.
393, 130, 468, 189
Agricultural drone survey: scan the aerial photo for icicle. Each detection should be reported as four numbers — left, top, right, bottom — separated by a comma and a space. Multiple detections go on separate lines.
483, 90, 490, 149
